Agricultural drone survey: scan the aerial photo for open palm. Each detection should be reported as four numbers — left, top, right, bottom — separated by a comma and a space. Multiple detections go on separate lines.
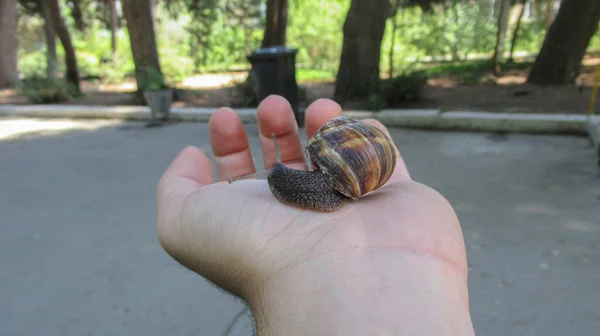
156, 95, 469, 307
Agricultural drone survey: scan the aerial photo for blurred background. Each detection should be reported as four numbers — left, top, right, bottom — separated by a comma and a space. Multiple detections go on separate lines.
1, 0, 599, 115
1, 1, 600, 336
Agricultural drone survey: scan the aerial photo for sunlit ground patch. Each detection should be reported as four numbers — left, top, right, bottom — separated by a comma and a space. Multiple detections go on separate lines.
0, 118, 123, 141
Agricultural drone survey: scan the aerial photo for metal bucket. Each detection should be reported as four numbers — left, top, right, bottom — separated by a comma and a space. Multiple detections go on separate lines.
144, 89, 173, 122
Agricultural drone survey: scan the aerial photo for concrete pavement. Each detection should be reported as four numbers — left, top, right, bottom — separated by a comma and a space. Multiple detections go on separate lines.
0, 104, 590, 135
1, 117, 599, 335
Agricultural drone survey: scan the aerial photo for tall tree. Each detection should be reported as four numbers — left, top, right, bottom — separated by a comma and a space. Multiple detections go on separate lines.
121, 0, 164, 92
544, 0, 557, 34
508, 0, 528, 62
387, 0, 401, 79
0, 0, 18, 88
261, 0, 287, 47
67, 0, 85, 32
40, 0, 58, 79
528, 0, 600, 85
492, 0, 512, 75
109, 0, 118, 62
334, 0, 391, 102
533, 0, 542, 18
46, 0, 80, 91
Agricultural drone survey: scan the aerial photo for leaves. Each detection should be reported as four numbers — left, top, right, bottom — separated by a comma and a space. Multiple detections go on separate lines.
15, 0, 599, 90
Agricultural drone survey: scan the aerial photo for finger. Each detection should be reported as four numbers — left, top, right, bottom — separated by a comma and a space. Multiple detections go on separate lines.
304, 98, 343, 138
256, 95, 306, 170
157, 146, 214, 204
209, 107, 256, 181
362, 118, 411, 180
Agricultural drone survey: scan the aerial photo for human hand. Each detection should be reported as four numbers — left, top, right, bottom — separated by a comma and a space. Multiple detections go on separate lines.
157, 95, 474, 335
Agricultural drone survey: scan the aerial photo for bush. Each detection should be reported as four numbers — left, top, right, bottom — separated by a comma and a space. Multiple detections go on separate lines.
76, 51, 101, 79
380, 70, 428, 106
97, 60, 128, 84
19, 51, 47, 78
159, 53, 195, 84
20, 77, 81, 104
359, 93, 387, 112
287, 0, 347, 72
138, 67, 170, 92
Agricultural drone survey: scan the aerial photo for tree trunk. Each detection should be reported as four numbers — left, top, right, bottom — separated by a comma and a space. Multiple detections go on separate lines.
109, 0, 118, 63
261, 0, 287, 47
388, 1, 400, 79
150, 0, 156, 20
544, 0, 556, 34
533, 0, 542, 18
509, 0, 527, 61
492, 0, 512, 75
40, 0, 58, 79
334, 0, 391, 102
46, 0, 80, 91
121, 0, 163, 93
70, 0, 85, 32
0, 0, 18, 88
528, 0, 600, 85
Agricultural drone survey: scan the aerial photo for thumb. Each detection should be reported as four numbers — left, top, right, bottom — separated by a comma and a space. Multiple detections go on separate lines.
156, 146, 213, 250
157, 146, 214, 203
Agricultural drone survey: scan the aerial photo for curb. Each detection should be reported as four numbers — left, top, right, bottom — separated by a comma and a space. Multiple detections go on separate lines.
0, 104, 590, 135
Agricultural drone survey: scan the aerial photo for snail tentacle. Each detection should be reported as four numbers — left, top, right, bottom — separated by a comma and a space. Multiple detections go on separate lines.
228, 133, 282, 184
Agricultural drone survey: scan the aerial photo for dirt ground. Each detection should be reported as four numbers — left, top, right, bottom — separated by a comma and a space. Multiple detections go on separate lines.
2, 60, 599, 115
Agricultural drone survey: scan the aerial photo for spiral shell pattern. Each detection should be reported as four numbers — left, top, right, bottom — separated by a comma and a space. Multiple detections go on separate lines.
305, 116, 397, 200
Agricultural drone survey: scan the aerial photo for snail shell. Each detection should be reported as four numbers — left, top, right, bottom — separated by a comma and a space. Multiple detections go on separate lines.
305, 116, 397, 201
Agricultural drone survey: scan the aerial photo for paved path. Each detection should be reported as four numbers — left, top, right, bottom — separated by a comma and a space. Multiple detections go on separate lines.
1, 117, 599, 336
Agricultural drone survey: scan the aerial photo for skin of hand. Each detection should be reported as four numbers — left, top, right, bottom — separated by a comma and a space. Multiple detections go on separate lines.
156, 95, 475, 335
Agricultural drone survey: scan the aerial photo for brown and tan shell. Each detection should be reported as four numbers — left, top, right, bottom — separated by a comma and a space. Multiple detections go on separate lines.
305, 116, 397, 200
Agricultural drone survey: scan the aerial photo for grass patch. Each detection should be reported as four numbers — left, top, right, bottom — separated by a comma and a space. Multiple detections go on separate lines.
422, 59, 534, 78
297, 68, 335, 83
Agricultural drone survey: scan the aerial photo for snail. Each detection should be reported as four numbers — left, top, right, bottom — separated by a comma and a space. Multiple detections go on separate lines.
228, 116, 397, 212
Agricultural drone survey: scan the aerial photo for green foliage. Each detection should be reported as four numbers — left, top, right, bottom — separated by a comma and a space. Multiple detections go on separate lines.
138, 67, 169, 92
587, 28, 600, 51
76, 50, 101, 78
19, 76, 81, 104
380, 70, 429, 106
423, 59, 533, 77
17, 11, 137, 83
359, 93, 387, 112
19, 50, 47, 78
454, 72, 483, 85
359, 70, 429, 111
96, 54, 132, 84
156, 0, 262, 72
160, 54, 195, 85
287, 0, 348, 71
381, 1, 498, 77
14, 0, 597, 97
512, 19, 546, 54
199, 20, 259, 70
70, 22, 135, 80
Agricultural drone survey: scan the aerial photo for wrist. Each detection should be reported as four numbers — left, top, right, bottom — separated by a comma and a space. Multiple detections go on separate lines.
246, 250, 474, 336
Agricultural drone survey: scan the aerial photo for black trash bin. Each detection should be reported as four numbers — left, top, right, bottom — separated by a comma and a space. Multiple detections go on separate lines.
247, 46, 302, 126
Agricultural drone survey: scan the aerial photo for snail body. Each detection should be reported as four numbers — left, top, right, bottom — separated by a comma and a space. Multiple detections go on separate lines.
228, 116, 397, 212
